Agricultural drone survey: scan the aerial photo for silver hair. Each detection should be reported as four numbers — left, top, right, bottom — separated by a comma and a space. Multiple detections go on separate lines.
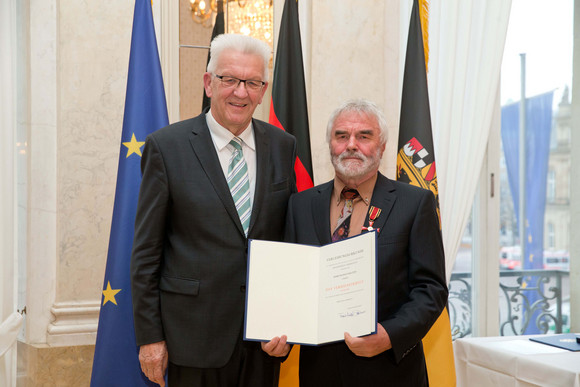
326, 99, 389, 145
206, 34, 271, 80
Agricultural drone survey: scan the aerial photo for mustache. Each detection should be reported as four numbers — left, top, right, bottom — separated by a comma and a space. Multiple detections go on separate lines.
336, 150, 367, 162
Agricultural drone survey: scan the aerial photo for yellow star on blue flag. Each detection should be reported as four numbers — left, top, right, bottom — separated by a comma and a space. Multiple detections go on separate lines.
102, 281, 121, 306
123, 133, 146, 158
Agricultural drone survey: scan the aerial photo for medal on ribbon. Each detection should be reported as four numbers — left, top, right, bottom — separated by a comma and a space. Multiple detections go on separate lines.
362, 206, 382, 233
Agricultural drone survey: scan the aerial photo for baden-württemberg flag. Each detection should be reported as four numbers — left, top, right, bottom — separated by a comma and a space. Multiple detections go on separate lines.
396, 1, 456, 386
90, 1, 168, 385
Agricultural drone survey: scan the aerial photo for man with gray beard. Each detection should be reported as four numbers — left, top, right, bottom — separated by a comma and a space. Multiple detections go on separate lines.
278, 99, 448, 386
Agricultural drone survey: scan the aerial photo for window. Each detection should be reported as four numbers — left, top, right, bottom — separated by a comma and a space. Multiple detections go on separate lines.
449, 0, 574, 339
547, 170, 556, 202
497, 0, 572, 335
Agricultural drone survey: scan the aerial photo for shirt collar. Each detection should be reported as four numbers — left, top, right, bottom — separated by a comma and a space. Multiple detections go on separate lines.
333, 173, 378, 207
206, 109, 256, 151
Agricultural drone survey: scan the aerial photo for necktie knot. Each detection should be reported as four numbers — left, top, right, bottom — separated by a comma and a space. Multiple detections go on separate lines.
342, 188, 359, 201
230, 137, 243, 152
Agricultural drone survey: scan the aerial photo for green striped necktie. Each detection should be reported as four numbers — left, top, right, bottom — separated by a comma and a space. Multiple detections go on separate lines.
227, 137, 251, 236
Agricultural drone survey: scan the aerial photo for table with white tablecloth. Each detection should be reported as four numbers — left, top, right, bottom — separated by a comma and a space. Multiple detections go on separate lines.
454, 335, 580, 387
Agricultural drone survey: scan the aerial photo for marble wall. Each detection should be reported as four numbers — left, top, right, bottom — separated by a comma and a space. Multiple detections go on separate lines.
50, 0, 133, 347
17, 342, 94, 387
307, 0, 401, 184
57, 1, 133, 304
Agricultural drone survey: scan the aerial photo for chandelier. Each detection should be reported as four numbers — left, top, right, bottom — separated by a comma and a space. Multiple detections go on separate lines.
189, 0, 273, 48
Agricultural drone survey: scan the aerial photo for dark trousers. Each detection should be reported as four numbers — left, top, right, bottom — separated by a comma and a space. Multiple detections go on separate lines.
299, 342, 428, 387
168, 339, 280, 387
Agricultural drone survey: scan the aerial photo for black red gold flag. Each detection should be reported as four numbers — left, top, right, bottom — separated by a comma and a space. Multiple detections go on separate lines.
269, 0, 314, 192
270, 1, 311, 385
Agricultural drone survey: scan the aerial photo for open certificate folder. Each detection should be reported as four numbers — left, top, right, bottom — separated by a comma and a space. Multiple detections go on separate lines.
244, 232, 377, 345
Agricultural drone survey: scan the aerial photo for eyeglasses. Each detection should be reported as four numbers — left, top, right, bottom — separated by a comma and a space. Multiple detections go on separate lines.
214, 74, 266, 92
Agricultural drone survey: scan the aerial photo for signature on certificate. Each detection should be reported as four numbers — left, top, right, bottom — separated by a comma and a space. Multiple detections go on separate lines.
339, 310, 366, 318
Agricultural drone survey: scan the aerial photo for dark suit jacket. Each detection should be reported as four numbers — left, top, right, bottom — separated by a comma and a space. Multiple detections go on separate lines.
131, 112, 296, 368
285, 173, 448, 386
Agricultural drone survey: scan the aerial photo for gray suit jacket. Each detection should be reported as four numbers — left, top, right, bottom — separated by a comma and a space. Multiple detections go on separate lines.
285, 173, 447, 386
131, 112, 296, 368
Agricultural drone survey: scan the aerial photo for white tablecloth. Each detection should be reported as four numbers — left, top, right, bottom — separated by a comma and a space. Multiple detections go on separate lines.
454, 335, 580, 387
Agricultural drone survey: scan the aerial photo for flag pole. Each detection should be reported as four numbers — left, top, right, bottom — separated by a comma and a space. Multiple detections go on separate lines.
518, 53, 526, 265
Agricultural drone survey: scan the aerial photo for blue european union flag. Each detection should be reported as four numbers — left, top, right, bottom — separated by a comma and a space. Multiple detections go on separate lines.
91, 0, 168, 385
501, 91, 553, 334
501, 91, 553, 270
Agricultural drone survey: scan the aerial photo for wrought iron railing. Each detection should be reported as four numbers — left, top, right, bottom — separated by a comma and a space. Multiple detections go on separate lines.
448, 269, 568, 339
448, 272, 472, 339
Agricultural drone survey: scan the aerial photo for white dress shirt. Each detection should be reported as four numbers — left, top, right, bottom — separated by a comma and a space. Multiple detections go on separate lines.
205, 110, 257, 207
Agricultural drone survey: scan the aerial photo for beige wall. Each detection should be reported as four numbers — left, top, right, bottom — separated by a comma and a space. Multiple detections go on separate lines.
57, 1, 132, 305
307, 0, 402, 184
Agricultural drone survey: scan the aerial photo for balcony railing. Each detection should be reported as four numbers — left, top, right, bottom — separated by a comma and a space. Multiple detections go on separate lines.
448, 269, 568, 339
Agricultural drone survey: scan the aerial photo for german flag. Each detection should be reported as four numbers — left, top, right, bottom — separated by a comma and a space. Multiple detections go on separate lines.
269, 0, 313, 192
269, 1, 312, 385
396, 1, 456, 386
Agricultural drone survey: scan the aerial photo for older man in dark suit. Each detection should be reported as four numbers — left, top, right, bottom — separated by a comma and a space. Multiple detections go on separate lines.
281, 99, 448, 386
130, 34, 296, 387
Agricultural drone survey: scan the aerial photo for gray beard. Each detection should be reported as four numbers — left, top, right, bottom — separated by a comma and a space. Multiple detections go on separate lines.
331, 149, 381, 180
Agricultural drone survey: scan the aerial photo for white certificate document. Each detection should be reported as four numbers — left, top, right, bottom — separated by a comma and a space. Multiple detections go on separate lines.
244, 232, 377, 345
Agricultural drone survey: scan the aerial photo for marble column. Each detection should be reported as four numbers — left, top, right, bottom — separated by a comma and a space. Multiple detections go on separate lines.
18, 1, 134, 385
